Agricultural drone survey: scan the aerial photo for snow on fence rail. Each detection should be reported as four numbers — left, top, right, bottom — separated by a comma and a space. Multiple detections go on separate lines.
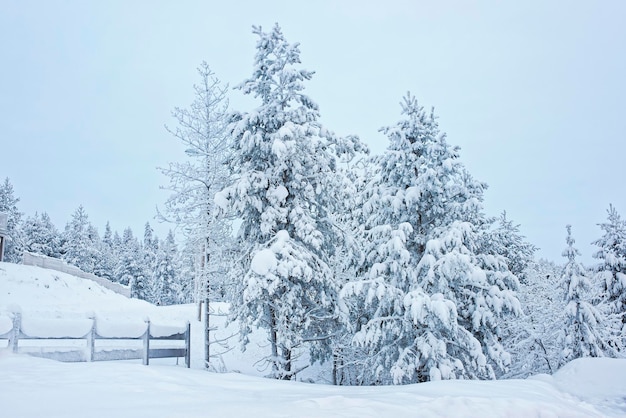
0, 311, 190, 368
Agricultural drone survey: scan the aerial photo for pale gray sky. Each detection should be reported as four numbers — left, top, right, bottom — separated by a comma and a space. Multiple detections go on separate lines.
1, 0, 625, 263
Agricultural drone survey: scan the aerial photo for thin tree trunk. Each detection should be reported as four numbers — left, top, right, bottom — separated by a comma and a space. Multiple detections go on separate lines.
269, 306, 279, 377
204, 253, 211, 369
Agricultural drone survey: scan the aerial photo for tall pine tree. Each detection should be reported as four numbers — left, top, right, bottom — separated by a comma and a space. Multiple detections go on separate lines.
560, 225, 613, 363
340, 94, 520, 384
0, 178, 24, 263
216, 24, 363, 379
592, 205, 626, 344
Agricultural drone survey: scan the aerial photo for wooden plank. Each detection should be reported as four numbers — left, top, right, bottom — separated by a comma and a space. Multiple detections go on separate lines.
93, 349, 142, 362
23, 350, 86, 363
149, 333, 186, 341
149, 348, 187, 359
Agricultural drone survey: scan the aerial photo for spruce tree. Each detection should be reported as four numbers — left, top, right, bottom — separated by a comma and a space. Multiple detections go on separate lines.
340, 94, 520, 384
592, 205, 626, 341
216, 24, 363, 379
22, 212, 61, 258
0, 178, 24, 263
95, 221, 117, 281
152, 230, 180, 305
560, 225, 612, 363
116, 227, 148, 299
61, 206, 100, 273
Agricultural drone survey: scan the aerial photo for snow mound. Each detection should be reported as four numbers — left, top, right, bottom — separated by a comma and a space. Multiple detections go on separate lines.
0, 262, 155, 317
552, 357, 626, 415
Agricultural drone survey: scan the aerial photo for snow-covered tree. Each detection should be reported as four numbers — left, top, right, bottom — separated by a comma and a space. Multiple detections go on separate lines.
61, 206, 101, 273
0, 178, 24, 263
560, 225, 613, 363
22, 212, 61, 258
501, 259, 565, 378
340, 94, 520, 384
486, 211, 538, 284
592, 205, 626, 340
94, 221, 117, 281
142, 222, 160, 302
153, 230, 180, 305
216, 24, 364, 379
159, 61, 234, 304
115, 227, 148, 299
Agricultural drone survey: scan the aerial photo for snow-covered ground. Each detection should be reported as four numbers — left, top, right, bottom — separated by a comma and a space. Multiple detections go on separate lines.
1, 261, 625, 417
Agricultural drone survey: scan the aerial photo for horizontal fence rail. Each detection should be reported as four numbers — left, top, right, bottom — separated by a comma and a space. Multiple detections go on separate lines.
0, 312, 190, 368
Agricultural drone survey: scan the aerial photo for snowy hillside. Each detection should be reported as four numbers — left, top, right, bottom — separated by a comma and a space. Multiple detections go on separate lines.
1, 262, 626, 417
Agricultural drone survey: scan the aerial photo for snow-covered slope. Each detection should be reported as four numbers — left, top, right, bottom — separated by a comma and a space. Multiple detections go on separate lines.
1, 261, 625, 417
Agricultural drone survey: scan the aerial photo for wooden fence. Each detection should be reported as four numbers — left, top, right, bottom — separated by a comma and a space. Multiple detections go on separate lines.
0, 312, 190, 368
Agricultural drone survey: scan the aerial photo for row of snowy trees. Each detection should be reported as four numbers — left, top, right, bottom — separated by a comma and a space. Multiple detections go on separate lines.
167, 24, 531, 382
4, 23, 624, 384
502, 216, 626, 379
0, 181, 189, 305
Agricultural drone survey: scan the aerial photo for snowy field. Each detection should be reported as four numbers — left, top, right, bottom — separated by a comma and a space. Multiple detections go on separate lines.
1, 262, 626, 417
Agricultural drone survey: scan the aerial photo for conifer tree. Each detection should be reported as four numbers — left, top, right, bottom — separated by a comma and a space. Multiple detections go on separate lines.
153, 230, 180, 305
560, 225, 612, 363
487, 211, 538, 284
216, 24, 364, 379
592, 205, 626, 340
22, 212, 61, 258
62, 206, 100, 273
95, 222, 117, 281
0, 178, 24, 263
340, 94, 520, 384
116, 227, 148, 299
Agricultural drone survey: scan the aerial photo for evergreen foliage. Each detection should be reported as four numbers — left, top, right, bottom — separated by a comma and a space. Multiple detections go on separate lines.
592, 205, 626, 339
216, 24, 364, 379
0, 178, 24, 263
22, 211, 61, 258
340, 94, 520, 384
560, 225, 613, 362
61, 206, 101, 273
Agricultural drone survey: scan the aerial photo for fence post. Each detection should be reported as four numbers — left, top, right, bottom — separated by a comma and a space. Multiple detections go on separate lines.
9, 310, 21, 354
86, 315, 96, 362
185, 321, 191, 368
142, 318, 150, 366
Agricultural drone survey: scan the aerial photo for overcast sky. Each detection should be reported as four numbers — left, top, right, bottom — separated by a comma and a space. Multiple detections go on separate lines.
2, 0, 625, 264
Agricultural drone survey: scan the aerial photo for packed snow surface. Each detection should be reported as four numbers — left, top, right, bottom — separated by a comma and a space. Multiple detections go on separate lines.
1, 262, 625, 417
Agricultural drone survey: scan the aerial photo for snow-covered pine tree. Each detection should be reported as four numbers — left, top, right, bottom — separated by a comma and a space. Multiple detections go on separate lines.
592, 205, 626, 344
95, 221, 117, 282
340, 94, 520, 384
560, 224, 614, 363
216, 24, 363, 379
153, 230, 180, 305
142, 222, 160, 303
61, 206, 101, 273
0, 178, 24, 263
486, 211, 538, 284
22, 211, 62, 258
115, 227, 148, 299
159, 61, 234, 305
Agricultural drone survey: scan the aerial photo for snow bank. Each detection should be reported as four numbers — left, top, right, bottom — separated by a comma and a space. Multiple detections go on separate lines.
0, 354, 622, 418
1, 260, 625, 417
549, 357, 626, 415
